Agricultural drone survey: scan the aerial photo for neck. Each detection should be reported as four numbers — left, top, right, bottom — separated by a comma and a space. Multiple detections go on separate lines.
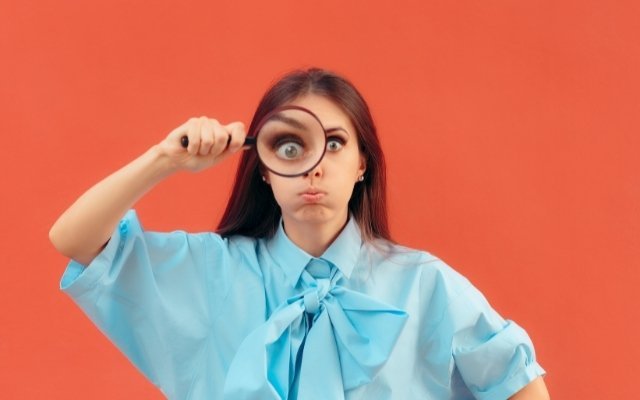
282, 211, 349, 257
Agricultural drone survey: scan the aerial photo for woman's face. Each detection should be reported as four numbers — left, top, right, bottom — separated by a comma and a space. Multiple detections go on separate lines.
265, 94, 366, 228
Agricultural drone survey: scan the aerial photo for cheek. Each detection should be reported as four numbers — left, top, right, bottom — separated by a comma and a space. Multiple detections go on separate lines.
267, 178, 294, 206
330, 152, 362, 178
329, 166, 359, 195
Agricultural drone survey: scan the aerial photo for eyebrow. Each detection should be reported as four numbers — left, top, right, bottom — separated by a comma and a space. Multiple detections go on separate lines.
325, 127, 350, 136
267, 113, 350, 137
267, 114, 309, 131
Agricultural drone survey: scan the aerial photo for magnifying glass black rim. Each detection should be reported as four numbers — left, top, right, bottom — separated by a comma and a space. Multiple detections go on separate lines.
179, 105, 327, 178
252, 105, 327, 178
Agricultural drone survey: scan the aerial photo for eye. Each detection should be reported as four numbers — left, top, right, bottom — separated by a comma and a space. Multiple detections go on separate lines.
326, 136, 345, 152
275, 141, 304, 160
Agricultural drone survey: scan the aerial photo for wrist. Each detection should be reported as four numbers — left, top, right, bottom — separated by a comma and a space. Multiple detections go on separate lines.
146, 144, 180, 180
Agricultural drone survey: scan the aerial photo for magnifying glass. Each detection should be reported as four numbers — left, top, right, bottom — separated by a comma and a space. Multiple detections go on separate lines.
180, 106, 327, 177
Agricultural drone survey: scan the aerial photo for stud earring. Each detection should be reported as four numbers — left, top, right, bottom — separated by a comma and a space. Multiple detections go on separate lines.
261, 176, 267, 182
358, 175, 365, 182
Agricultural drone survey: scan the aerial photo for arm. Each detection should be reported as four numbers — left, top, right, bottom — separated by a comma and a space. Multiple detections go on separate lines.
49, 117, 246, 265
509, 376, 550, 400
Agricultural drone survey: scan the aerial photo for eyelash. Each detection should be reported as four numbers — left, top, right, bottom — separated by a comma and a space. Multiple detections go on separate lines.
327, 136, 346, 145
269, 134, 302, 149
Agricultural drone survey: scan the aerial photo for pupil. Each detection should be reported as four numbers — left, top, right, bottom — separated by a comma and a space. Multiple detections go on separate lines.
285, 145, 297, 158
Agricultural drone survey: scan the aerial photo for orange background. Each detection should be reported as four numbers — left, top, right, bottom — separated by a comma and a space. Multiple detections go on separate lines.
1, 1, 638, 398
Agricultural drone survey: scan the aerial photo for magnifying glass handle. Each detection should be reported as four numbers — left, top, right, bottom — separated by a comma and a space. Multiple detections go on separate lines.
180, 135, 255, 149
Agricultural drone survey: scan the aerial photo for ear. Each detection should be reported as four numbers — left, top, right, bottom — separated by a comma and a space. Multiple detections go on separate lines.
357, 154, 367, 178
258, 165, 270, 184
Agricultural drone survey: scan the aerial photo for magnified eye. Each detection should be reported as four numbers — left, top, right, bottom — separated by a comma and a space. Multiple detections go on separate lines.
274, 139, 304, 160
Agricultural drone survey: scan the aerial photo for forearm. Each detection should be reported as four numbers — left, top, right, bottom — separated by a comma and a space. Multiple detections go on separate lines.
49, 145, 176, 265
509, 376, 550, 400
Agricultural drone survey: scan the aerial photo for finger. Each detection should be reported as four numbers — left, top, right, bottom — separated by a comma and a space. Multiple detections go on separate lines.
209, 119, 229, 158
226, 122, 246, 153
187, 118, 201, 155
199, 117, 215, 156
167, 120, 190, 148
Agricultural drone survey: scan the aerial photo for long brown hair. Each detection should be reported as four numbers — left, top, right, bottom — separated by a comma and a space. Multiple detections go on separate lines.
217, 68, 391, 242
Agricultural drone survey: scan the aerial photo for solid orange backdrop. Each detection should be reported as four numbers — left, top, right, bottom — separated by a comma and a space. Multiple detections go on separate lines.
1, 0, 638, 398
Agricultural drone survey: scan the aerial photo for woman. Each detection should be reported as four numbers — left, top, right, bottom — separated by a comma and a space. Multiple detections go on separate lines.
50, 68, 549, 399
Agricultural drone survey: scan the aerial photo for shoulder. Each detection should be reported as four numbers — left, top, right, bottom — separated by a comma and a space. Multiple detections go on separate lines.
362, 240, 472, 292
222, 234, 262, 266
355, 240, 477, 312
124, 209, 263, 272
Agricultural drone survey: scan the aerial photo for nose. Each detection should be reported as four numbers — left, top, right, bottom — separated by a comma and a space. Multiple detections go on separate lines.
303, 161, 324, 179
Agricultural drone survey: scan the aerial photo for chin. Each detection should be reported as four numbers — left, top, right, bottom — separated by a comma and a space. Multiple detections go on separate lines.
291, 206, 336, 224
300, 208, 331, 221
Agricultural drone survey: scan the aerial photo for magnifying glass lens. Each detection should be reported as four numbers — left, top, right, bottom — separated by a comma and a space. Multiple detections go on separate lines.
255, 108, 326, 177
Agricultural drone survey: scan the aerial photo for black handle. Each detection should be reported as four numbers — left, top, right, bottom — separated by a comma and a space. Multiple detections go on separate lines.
180, 135, 255, 149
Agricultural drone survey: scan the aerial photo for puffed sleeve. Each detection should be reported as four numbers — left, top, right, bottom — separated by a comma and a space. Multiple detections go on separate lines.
445, 276, 546, 400
59, 210, 232, 398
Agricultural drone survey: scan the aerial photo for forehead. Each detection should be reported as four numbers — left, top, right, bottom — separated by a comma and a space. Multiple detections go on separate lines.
286, 94, 354, 133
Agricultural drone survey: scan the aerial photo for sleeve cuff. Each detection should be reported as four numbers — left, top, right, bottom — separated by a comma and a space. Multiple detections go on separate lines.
59, 210, 139, 298
474, 362, 546, 400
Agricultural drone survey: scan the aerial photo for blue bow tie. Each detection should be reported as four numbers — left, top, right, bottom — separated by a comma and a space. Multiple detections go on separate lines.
223, 265, 409, 399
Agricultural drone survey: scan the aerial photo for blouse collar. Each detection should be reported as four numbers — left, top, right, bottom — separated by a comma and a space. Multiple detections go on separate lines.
267, 215, 363, 287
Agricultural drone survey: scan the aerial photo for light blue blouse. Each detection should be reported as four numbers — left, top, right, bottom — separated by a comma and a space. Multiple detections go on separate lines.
60, 210, 545, 399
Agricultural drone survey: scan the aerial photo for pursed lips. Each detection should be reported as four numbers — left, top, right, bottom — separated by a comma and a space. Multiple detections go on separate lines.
299, 188, 326, 202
